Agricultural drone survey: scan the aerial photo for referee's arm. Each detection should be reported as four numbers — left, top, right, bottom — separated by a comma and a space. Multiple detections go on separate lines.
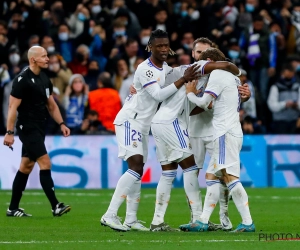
46, 95, 70, 137
3, 96, 21, 147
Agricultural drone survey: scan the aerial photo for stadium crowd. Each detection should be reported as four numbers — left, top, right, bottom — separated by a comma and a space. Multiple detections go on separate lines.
0, 0, 300, 135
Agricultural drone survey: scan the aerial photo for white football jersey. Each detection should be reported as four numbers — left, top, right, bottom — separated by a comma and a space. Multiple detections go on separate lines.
114, 58, 173, 135
204, 70, 243, 140
152, 61, 209, 125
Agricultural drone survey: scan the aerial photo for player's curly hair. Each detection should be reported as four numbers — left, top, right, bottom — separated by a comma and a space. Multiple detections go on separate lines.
199, 48, 226, 61
145, 29, 176, 55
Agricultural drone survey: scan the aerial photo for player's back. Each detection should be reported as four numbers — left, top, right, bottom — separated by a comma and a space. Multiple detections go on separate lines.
152, 61, 208, 125
207, 70, 242, 139
114, 58, 168, 134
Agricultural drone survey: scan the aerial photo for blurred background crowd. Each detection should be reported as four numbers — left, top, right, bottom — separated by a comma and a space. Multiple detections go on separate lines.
0, 0, 300, 135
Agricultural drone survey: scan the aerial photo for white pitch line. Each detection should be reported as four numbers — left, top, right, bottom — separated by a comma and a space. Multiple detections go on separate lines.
0, 239, 258, 244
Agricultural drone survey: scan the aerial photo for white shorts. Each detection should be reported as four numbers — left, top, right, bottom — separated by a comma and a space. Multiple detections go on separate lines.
151, 119, 193, 164
115, 121, 149, 163
190, 135, 213, 169
206, 133, 242, 178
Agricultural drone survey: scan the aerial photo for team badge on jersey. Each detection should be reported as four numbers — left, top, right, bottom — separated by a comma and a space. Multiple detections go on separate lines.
145, 70, 154, 79
132, 142, 138, 148
46, 88, 50, 98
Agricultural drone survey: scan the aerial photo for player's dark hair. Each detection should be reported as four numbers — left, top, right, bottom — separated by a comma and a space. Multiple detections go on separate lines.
145, 29, 176, 55
199, 48, 226, 61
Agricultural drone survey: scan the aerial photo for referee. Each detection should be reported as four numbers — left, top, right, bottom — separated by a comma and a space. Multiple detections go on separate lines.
3, 46, 71, 217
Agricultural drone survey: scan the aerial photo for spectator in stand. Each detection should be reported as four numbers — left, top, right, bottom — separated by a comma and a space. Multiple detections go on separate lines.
241, 115, 265, 134
7, 45, 22, 79
226, 38, 244, 68
46, 52, 73, 103
20, 34, 40, 61
79, 110, 108, 135
113, 5, 141, 38
178, 53, 192, 65
68, 4, 90, 39
223, 0, 239, 27
84, 60, 100, 91
89, 23, 107, 73
139, 27, 152, 58
0, 20, 14, 65
287, 3, 300, 55
88, 72, 121, 132
267, 64, 300, 134
119, 57, 144, 105
126, 0, 156, 29
63, 74, 89, 133
112, 58, 130, 91
239, 69, 257, 120
107, 38, 139, 75
88, 0, 112, 29
178, 32, 194, 55
55, 23, 75, 63
41, 35, 56, 54
68, 44, 90, 76
42, 1, 67, 39
287, 55, 300, 82
239, 15, 276, 101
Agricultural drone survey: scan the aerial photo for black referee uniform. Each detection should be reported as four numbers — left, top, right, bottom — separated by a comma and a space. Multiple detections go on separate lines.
11, 67, 53, 161
7, 66, 71, 217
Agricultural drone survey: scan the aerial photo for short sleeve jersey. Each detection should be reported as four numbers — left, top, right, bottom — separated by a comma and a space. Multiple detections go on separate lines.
11, 67, 53, 123
114, 58, 169, 134
204, 70, 243, 140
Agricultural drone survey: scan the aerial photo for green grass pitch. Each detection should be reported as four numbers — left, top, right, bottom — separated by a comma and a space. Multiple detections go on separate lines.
1, 188, 300, 250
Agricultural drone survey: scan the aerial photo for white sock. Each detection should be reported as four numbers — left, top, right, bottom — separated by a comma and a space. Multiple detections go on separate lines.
227, 180, 253, 225
124, 179, 141, 225
200, 179, 220, 224
151, 170, 177, 225
183, 166, 202, 222
106, 169, 140, 216
219, 181, 229, 216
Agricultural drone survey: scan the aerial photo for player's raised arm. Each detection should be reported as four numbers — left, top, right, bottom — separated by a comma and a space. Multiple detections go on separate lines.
196, 48, 240, 76
142, 64, 200, 102
203, 61, 240, 76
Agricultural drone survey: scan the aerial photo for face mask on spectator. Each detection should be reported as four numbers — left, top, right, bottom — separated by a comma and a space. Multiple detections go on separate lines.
141, 36, 150, 46
245, 4, 255, 13
49, 63, 60, 72
183, 43, 191, 50
92, 5, 102, 14
76, 52, 85, 62
181, 11, 188, 17
296, 65, 300, 72
59, 32, 69, 41
114, 30, 126, 38
228, 50, 240, 59
89, 27, 94, 35
22, 11, 29, 19
47, 46, 55, 53
78, 12, 86, 22
9, 53, 20, 66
